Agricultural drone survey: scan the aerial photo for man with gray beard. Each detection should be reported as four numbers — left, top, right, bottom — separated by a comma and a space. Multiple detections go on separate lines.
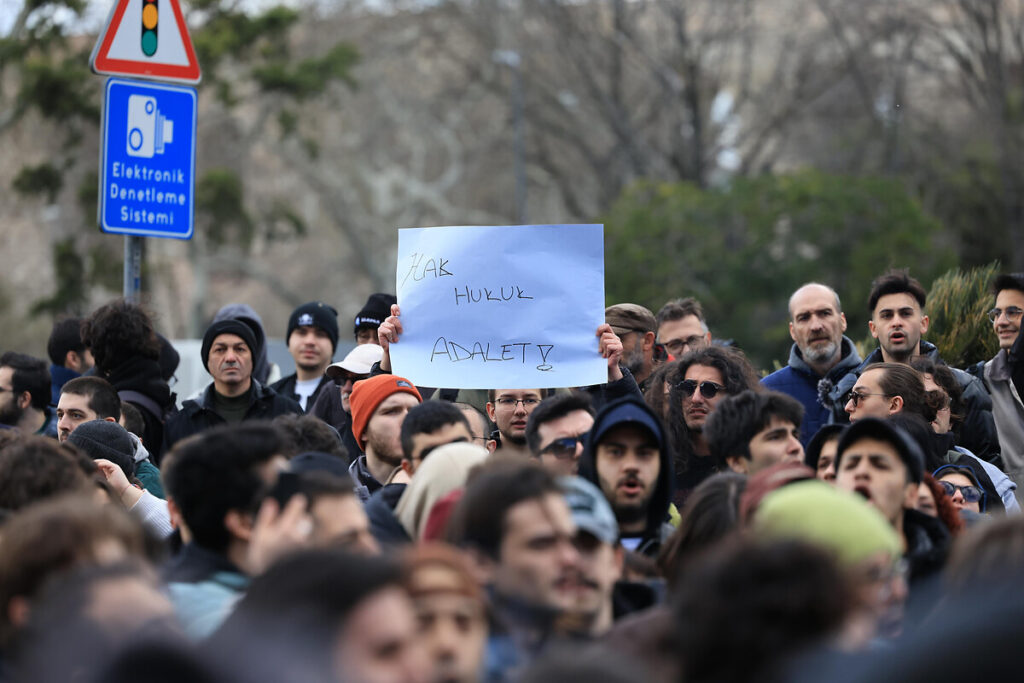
605, 303, 661, 393
761, 283, 861, 446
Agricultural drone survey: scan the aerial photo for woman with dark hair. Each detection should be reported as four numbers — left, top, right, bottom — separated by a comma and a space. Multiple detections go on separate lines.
917, 473, 965, 536
643, 361, 680, 422
658, 472, 747, 592
933, 463, 998, 519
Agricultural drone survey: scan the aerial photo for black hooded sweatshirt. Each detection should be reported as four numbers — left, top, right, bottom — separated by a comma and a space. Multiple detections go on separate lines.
577, 396, 675, 558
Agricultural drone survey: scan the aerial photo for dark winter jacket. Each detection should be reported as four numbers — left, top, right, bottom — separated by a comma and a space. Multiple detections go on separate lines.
349, 454, 382, 502
365, 483, 411, 546
579, 367, 645, 412
270, 374, 332, 413
308, 386, 359, 464
163, 380, 302, 450
49, 365, 80, 405
105, 356, 173, 462
761, 336, 862, 446
904, 507, 950, 587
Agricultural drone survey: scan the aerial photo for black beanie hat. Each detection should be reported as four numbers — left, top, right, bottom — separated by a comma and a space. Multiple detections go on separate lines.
835, 417, 925, 484
68, 420, 136, 479
201, 319, 258, 373
288, 301, 339, 353
354, 293, 396, 334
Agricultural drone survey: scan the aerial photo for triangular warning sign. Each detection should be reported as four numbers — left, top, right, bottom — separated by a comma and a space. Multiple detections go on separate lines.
90, 0, 201, 84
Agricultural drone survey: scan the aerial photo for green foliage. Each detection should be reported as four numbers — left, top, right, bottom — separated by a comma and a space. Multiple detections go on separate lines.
278, 108, 297, 137
12, 162, 62, 202
192, 2, 357, 105
196, 168, 254, 247
18, 57, 99, 125
264, 201, 306, 240
191, 6, 300, 74
924, 143, 1008, 268
302, 136, 319, 159
76, 171, 98, 221
251, 43, 359, 100
925, 262, 1001, 367
87, 244, 123, 293
603, 170, 957, 370
30, 239, 86, 316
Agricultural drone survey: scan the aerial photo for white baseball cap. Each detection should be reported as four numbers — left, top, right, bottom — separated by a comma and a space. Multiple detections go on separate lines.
325, 344, 383, 380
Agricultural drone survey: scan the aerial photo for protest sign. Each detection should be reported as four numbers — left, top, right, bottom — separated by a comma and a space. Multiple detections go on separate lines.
390, 224, 605, 389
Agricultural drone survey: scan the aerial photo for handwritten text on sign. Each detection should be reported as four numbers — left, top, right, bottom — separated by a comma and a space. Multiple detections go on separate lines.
390, 225, 605, 389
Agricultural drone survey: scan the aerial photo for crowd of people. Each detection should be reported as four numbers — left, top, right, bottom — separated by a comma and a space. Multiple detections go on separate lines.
0, 268, 1023, 682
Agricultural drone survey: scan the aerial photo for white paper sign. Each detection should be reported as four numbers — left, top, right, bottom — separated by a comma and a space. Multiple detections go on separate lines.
390, 224, 606, 389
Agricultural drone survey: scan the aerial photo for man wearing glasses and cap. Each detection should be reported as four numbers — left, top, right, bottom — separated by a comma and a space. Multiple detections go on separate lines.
605, 303, 662, 392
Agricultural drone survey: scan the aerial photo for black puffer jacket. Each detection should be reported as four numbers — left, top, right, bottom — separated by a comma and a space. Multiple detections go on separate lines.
164, 381, 301, 450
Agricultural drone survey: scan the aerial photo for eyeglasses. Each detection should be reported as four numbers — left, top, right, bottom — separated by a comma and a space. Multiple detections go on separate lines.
846, 390, 892, 407
938, 480, 984, 503
663, 336, 706, 355
988, 306, 1024, 323
539, 433, 589, 460
494, 397, 541, 409
677, 379, 725, 399
331, 373, 368, 386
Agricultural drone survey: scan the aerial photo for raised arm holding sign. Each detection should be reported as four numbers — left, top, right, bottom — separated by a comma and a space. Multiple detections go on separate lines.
385, 225, 613, 390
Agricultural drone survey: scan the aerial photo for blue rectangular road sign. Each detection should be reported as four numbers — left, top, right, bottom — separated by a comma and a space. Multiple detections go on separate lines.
99, 77, 196, 239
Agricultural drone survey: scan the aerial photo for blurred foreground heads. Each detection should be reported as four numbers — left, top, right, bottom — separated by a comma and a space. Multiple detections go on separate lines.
213, 548, 428, 683
404, 544, 488, 683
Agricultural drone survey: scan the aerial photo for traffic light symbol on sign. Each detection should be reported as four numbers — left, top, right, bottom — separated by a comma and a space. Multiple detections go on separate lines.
141, 0, 158, 56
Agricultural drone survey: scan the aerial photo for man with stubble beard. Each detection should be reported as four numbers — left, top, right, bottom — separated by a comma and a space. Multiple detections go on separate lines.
668, 346, 761, 504
578, 397, 674, 557
347, 374, 423, 501
762, 283, 861, 445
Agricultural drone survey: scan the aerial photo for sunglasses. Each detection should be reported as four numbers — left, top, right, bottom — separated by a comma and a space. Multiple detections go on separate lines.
539, 433, 589, 460
331, 373, 368, 386
677, 379, 725, 399
938, 480, 984, 503
846, 390, 891, 407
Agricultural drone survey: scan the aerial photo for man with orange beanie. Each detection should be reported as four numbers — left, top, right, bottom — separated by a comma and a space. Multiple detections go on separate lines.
348, 374, 422, 501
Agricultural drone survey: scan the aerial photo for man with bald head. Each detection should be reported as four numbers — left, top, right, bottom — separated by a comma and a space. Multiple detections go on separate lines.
761, 283, 862, 445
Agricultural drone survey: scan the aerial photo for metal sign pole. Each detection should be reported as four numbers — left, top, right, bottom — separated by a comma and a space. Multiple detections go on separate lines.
123, 235, 143, 302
